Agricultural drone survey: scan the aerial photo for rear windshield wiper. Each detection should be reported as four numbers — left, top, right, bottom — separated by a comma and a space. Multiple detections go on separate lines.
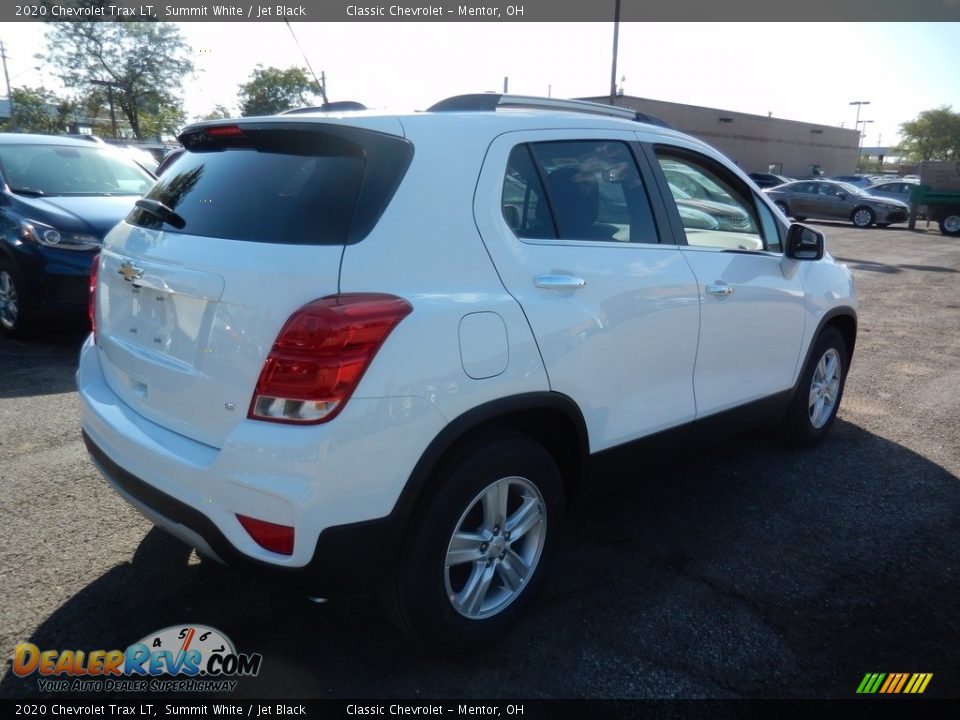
10, 187, 46, 197
135, 199, 186, 230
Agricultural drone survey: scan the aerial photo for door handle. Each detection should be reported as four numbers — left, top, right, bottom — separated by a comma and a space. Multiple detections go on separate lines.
706, 283, 734, 296
534, 274, 587, 289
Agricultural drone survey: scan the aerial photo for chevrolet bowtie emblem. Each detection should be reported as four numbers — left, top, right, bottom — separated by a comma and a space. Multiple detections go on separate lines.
118, 261, 145, 283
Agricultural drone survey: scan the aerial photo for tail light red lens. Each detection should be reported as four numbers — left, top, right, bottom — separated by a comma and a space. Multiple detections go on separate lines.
89, 253, 100, 337
249, 293, 413, 425
236, 514, 294, 556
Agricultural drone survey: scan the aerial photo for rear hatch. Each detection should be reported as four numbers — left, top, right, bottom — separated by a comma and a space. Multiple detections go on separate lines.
94, 118, 412, 448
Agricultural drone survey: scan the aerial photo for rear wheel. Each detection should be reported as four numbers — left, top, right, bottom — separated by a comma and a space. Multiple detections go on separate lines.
781, 326, 848, 447
774, 201, 790, 218
939, 212, 960, 237
385, 432, 564, 651
851, 207, 875, 228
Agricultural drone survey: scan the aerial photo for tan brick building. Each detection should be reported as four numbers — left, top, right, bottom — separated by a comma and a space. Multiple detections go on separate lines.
583, 95, 861, 178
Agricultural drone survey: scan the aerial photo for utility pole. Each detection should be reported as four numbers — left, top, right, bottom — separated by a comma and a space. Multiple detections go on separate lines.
1, 40, 16, 131
849, 100, 870, 171
609, 0, 621, 105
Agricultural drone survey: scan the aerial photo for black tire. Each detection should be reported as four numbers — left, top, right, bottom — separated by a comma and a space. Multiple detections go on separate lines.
939, 212, 960, 237
0, 258, 36, 338
774, 201, 790, 218
384, 432, 565, 651
781, 326, 848, 448
851, 206, 875, 228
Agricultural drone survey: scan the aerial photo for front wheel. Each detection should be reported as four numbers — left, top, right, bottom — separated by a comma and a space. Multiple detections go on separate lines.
851, 207, 875, 228
385, 433, 565, 651
781, 326, 848, 447
939, 212, 960, 237
0, 260, 35, 338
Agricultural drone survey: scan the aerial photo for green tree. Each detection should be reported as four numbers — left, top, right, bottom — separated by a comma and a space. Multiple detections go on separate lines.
195, 104, 234, 122
1, 86, 75, 134
896, 107, 960, 162
39, 21, 194, 139
237, 66, 320, 116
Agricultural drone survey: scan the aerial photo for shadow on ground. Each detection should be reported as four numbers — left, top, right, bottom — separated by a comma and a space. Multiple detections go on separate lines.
0, 329, 87, 399
2, 420, 958, 699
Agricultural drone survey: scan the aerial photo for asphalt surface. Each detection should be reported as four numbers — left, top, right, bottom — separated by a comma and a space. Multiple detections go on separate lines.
1, 222, 958, 700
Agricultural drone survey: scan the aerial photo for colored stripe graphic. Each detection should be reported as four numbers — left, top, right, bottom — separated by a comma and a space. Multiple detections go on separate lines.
857, 672, 932, 694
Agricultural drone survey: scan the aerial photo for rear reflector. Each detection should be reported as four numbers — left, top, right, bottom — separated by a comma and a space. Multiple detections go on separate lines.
89, 253, 100, 337
249, 293, 412, 425
236, 514, 295, 555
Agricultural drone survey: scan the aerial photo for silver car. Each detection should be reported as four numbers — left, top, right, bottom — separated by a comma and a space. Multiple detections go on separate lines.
765, 180, 910, 228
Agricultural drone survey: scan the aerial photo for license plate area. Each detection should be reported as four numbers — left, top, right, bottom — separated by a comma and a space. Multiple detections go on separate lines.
128, 284, 170, 349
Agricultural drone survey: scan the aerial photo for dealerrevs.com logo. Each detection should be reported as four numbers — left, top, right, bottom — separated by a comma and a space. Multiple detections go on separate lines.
12, 625, 262, 693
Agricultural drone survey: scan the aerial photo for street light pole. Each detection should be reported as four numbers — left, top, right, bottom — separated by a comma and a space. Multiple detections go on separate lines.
856, 119, 874, 172
849, 100, 870, 171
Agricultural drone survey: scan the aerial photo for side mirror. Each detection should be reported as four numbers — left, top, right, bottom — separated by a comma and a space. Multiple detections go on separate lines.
837, 192, 848, 200
785, 223, 824, 260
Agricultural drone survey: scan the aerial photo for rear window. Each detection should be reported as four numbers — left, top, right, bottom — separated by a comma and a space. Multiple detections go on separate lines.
128, 126, 412, 245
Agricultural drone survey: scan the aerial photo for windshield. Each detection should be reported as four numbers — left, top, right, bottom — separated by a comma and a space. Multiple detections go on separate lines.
0, 144, 154, 197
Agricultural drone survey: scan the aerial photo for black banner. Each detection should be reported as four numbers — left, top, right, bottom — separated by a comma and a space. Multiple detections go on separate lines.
3, 0, 959, 23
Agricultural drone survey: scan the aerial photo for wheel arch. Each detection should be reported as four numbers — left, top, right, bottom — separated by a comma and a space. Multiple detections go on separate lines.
802, 307, 858, 380
400, 393, 589, 517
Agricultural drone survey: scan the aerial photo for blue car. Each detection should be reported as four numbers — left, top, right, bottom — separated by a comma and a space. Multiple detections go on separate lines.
0, 134, 154, 336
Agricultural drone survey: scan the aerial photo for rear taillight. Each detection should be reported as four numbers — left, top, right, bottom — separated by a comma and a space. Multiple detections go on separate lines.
89, 253, 100, 338
249, 293, 412, 425
236, 514, 294, 555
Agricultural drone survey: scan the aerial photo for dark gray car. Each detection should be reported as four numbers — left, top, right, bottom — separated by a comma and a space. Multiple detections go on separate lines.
866, 180, 918, 203
765, 180, 909, 228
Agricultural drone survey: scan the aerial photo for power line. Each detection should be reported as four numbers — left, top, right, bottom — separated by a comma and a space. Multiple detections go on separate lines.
283, 18, 327, 104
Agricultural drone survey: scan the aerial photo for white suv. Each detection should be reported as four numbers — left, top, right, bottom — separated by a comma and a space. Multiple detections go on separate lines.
78, 95, 856, 650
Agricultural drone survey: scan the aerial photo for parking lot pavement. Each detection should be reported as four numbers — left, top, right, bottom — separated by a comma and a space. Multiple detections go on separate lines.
1, 223, 958, 699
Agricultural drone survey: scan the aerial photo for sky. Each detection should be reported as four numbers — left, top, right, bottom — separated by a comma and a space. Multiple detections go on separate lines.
1, 21, 958, 147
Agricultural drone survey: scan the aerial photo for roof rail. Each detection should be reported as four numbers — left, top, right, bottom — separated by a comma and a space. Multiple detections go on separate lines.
426, 93, 670, 128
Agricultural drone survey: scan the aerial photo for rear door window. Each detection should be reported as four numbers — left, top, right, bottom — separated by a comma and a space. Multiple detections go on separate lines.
503, 140, 660, 244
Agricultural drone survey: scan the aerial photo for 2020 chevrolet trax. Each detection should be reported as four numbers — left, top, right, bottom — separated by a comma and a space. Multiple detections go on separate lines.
79, 94, 856, 649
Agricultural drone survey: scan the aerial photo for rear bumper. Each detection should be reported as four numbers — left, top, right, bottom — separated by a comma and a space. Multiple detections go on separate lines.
82, 429, 397, 596
77, 334, 447, 595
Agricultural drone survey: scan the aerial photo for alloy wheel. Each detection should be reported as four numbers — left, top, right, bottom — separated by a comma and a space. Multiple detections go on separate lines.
809, 348, 841, 429
0, 270, 20, 330
444, 475, 547, 620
